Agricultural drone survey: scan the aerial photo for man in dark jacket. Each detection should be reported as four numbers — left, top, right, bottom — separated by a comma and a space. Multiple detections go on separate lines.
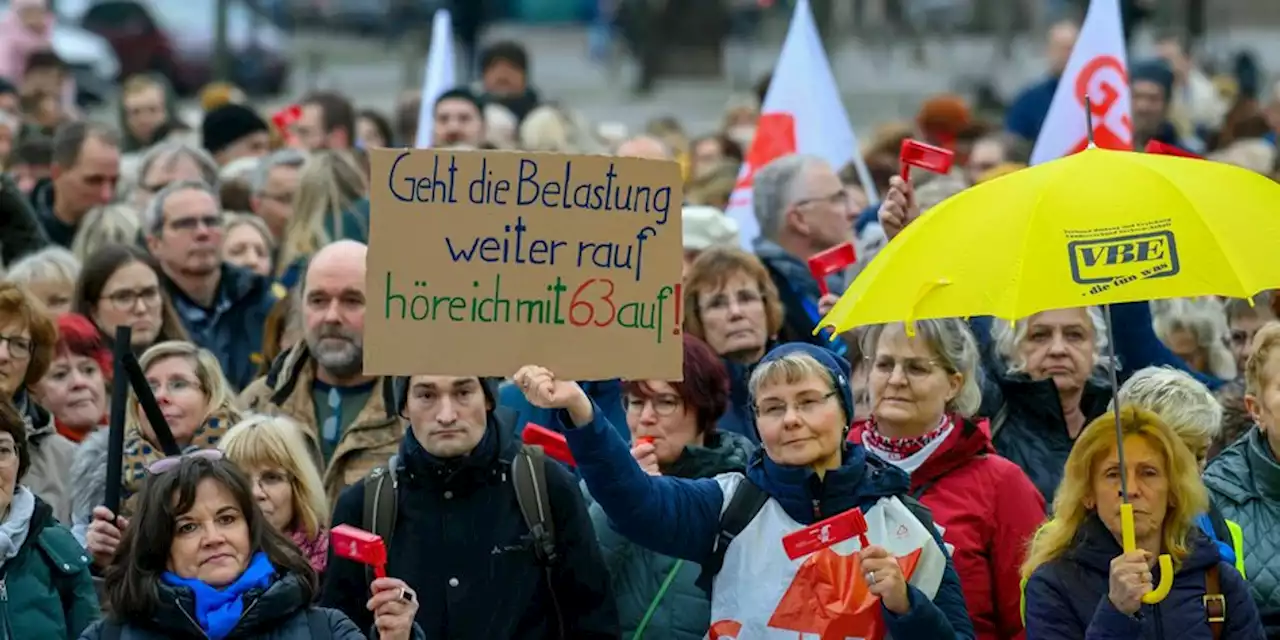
143, 179, 278, 389
321, 374, 618, 639
0, 171, 48, 266
29, 121, 120, 247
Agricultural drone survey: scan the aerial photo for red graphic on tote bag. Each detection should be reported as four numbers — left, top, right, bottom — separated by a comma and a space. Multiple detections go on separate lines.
767, 547, 922, 640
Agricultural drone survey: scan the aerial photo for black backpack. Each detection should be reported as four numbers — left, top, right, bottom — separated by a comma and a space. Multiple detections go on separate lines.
361, 408, 565, 636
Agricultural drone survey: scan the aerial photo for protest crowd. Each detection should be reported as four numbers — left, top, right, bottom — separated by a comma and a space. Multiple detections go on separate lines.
2, 0, 1280, 638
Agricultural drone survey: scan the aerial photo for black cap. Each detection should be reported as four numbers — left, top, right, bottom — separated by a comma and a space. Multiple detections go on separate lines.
394, 376, 499, 419
201, 103, 268, 155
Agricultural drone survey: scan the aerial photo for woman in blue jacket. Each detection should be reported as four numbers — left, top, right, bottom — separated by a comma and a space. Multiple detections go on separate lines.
1022, 406, 1263, 639
515, 342, 975, 639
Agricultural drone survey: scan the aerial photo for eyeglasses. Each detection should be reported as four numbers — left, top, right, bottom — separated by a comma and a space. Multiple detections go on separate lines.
754, 391, 838, 422
869, 356, 941, 379
698, 288, 764, 316
259, 191, 294, 205
101, 286, 162, 311
252, 469, 291, 489
147, 448, 223, 475
0, 334, 32, 360
793, 189, 848, 209
0, 443, 18, 468
147, 376, 202, 396
624, 394, 682, 417
167, 214, 223, 233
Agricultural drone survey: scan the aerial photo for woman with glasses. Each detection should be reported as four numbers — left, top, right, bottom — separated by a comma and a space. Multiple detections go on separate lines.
0, 399, 99, 637
81, 454, 422, 639
849, 319, 1044, 639
78, 341, 241, 572
73, 243, 189, 355
220, 415, 330, 573
589, 335, 754, 640
0, 282, 77, 523
515, 342, 975, 638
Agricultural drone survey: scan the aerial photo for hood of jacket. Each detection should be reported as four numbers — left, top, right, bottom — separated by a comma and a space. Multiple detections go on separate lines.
1066, 513, 1222, 577
140, 570, 314, 637
70, 427, 110, 527
1204, 427, 1280, 503
744, 441, 911, 525
663, 430, 754, 480
848, 414, 995, 492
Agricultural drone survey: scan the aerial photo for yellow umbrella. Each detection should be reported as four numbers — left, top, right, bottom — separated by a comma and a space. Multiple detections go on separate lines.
820, 146, 1280, 331
819, 146, 1280, 605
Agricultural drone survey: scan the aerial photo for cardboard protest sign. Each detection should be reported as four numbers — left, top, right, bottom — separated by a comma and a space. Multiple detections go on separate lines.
365, 148, 684, 380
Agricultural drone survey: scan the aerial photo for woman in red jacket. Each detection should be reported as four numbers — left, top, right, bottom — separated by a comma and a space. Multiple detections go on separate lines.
848, 318, 1046, 639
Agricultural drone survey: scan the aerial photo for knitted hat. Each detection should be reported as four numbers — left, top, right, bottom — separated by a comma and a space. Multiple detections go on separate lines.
201, 104, 268, 155
682, 205, 740, 251
1131, 59, 1175, 98
755, 343, 855, 425
393, 376, 499, 418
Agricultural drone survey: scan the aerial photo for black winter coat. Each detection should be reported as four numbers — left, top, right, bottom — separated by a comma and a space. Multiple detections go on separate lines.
321, 419, 620, 639
77, 572, 377, 639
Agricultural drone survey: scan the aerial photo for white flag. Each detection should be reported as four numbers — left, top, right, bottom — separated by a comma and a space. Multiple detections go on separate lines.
1030, 0, 1132, 165
725, 0, 875, 250
415, 10, 457, 149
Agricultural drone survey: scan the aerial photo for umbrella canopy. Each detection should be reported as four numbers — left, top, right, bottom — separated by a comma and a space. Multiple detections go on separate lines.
820, 147, 1280, 333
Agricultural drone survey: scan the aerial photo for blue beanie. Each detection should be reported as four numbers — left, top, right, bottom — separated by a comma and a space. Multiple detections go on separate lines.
1131, 59, 1175, 98
756, 342, 855, 424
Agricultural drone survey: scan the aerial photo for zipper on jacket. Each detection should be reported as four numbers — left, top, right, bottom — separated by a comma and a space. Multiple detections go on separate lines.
811, 498, 821, 519
1153, 602, 1165, 640
176, 597, 211, 639
0, 576, 10, 640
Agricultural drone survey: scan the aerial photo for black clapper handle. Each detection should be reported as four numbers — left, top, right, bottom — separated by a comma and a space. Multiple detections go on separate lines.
103, 326, 131, 515
122, 352, 181, 456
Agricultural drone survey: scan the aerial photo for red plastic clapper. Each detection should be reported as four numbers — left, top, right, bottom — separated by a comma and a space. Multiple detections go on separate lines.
781, 507, 871, 560
522, 424, 576, 467
899, 139, 955, 181
1144, 140, 1203, 159
331, 524, 387, 578
807, 242, 857, 296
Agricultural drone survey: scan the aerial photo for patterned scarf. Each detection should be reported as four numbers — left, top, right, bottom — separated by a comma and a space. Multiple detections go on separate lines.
290, 527, 329, 573
118, 413, 234, 516
861, 415, 951, 461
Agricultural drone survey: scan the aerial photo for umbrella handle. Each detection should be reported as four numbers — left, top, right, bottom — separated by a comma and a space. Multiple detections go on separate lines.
1120, 504, 1174, 604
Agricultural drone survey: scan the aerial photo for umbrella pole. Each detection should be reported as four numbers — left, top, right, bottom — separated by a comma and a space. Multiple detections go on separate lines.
1101, 304, 1129, 502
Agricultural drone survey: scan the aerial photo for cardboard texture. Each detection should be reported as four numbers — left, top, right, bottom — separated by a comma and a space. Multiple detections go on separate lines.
365, 148, 685, 380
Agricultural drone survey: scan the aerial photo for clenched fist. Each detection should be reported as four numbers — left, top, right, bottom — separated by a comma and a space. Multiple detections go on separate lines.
513, 365, 593, 427
877, 176, 919, 241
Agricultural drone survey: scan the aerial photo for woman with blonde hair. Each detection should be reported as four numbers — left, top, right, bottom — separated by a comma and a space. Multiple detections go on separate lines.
69, 204, 141, 264
220, 414, 330, 572
1022, 406, 1262, 638
76, 341, 241, 569
275, 150, 368, 286
222, 212, 275, 277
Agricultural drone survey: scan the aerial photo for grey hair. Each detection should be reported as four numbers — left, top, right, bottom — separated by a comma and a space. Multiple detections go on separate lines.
71, 204, 142, 264
752, 153, 824, 242
142, 179, 220, 236
991, 307, 1113, 375
250, 148, 307, 195
4, 246, 81, 288
1114, 366, 1222, 460
859, 318, 983, 417
137, 141, 220, 189
1151, 298, 1238, 380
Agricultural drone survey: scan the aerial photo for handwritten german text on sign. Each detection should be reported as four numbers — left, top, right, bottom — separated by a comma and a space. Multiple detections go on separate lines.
364, 149, 684, 380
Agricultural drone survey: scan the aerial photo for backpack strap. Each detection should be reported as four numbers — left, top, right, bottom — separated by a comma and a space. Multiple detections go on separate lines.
361, 455, 399, 584
512, 445, 557, 565
989, 402, 1011, 440
1204, 564, 1225, 640
306, 608, 333, 640
511, 444, 565, 639
696, 478, 769, 594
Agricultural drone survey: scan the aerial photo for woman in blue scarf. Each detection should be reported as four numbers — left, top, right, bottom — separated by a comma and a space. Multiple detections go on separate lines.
79, 453, 424, 639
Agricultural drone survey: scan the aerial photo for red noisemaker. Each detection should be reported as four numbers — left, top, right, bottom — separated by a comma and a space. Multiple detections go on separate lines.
807, 242, 857, 296
781, 507, 870, 560
1144, 140, 1203, 159
899, 139, 955, 181
522, 424, 575, 466
331, 525, 387, 578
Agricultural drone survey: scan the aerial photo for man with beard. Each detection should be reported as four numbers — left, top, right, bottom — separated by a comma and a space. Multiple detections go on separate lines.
240, 240, 406, 503
431, 88, 486, 148
144, 180, 277, 389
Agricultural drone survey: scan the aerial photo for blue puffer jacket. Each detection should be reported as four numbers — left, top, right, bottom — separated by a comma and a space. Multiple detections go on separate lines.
585, 430, 755, 640
555, 399, 977, 639
1023, 514, 1264, 639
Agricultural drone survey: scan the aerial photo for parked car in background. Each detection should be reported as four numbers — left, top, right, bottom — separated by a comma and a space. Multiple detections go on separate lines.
0, 0, 119, 107
70, 0, 290, 96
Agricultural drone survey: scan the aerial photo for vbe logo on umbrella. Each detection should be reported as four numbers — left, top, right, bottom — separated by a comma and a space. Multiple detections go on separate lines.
1068, 230, 1182, 293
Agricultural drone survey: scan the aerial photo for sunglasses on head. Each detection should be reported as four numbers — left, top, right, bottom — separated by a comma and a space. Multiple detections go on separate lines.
146, 449, 224, 475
